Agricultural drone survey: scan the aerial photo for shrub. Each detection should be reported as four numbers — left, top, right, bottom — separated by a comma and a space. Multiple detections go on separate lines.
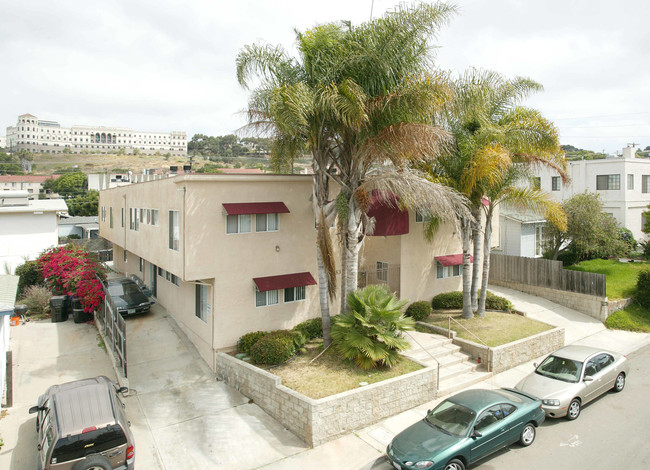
15, 260, 44, 296
636, 269, 650, 309
618, 228, 636, 254
556, 248, 580, 267
405, 301, 432, 321
237, 331, 268, 355
289, 330, 307, 350
639, 240, 650, 260
19, 286, 52, 317
431, 291, 514, 312
249, 331, 296, 365
431, 291, 463, 309
293, 318, 323, 340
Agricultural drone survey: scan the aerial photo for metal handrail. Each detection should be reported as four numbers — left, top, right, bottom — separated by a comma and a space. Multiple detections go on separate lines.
447, 315, 489, 348
405, 331, 441, 392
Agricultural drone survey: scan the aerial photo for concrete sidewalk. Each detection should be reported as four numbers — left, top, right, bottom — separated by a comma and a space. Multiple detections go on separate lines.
260, 284, 650, 470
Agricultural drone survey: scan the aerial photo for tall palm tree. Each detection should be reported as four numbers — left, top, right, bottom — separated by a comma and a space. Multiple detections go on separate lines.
430, 69, 568, 318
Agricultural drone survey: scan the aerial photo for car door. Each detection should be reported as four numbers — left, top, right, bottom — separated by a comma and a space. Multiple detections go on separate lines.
582, 356, 602, 402
498, 404, 521, 445
469, 405, 508, 463
594, 353, 617, 396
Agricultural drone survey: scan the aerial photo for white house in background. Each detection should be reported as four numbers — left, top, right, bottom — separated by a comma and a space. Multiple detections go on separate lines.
59, 216, 99, 240
0, 174, 59, 200
498, 206, 547, 258
0, 275, 19, 411
0, 191, 68, 274
533, 145, 650, 241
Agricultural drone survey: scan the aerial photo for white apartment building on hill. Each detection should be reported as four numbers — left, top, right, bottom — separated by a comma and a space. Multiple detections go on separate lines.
533, 145, 650, 241
5, 113, 187, 156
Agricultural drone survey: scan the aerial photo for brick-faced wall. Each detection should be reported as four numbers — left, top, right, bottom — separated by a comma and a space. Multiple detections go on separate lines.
215, 352, 438, 446
489, 327, 565, 373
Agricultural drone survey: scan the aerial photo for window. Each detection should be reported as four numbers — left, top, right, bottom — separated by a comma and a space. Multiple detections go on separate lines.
255, 287, 279, 307
452, 264, 461, 276
437, 262, 462, 279
140, 208, 145, 223
169, 210, 179, 250
415, 210, 431, 223
628, 174, 634, 190
436, 262, 448, 279
551, 176, 560, 191
109, 207, 113, 228
123, 249, 127, 262
596, 174, 620, 190
643, 175, 650, 194
284, 286, 306, 303
139, 257, 144, 272
151, 209, 159, 226
158, 267, 163, 277
129, 208, 134, 230
121, 208, 124, 227
196, 284, 209, 321
226, 214, 252, 234
134, 208, 139, 231
170, 274, 180, 286
474, 405, 505, 432
100, 206, 106, 222
376, 261, 388, 282
256, 213, 279, 232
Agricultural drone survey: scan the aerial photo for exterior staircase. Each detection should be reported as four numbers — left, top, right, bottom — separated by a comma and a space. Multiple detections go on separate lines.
401, 330, 492, 397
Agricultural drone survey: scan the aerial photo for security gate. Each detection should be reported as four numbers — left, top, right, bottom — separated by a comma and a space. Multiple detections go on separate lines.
97, 279, 127, 378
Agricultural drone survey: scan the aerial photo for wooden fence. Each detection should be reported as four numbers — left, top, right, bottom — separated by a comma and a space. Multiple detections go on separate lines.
489, 254, 606, 297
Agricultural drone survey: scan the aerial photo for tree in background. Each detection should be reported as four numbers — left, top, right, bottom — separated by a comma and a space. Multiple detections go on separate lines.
546, 192, 627, 263
66, 190, 99, 217
0, 151, 24, 175
51, 172, 87, 198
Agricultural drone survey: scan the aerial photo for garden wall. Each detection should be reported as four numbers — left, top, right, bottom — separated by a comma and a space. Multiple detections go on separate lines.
215, 352, 438, 447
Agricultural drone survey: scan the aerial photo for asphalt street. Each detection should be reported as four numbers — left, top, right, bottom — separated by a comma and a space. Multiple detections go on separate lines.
368, 342, 650, 470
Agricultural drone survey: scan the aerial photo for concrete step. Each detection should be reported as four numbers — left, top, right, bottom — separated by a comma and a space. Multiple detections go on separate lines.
439, 360, 479, 381
403, 343, 461, 362
437, 369, 493, 397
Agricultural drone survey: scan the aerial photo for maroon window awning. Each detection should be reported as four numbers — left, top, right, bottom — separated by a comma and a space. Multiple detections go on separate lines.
366, 190, 409, 236
253, 272, 317, 292
435, 254, 473, 267
223, 202, 290, 215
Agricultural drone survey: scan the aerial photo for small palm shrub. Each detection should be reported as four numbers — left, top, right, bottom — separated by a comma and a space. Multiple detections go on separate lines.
249, 331, 296, 365
636, 269, 650, 309
431, 291, 514, 312
293, 318, 323, 340
237, 331, 268, 355
331, 285, 414, 370
20, 286, 52, 318
405, 301, 432, 321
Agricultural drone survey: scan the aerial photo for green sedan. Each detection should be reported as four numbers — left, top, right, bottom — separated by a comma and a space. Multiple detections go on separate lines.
386, 388, 545, 470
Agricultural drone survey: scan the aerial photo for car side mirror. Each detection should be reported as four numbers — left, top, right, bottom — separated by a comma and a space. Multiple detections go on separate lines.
471, 429, 482, 438
533, 363, 538, 369
583, 376, 594, 382
117, 386, 129, 394
29, 405, 45, 414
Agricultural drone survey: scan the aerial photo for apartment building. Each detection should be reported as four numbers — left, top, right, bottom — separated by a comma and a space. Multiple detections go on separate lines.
99, 174, 486, 371
6, 113, 187, 156
533, 145, 650, 241
0, 175, 58, 200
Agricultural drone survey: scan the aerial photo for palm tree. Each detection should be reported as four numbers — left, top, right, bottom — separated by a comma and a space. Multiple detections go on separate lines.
430, 69, 568, 318
330, 284, 413, 370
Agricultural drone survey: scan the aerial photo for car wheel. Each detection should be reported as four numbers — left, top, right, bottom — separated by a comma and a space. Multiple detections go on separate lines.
519, 423, 536, 446
566, 398, 581, 420
613, 372, 625, 392
444, 459, 465, 470
72, 454, 112, 470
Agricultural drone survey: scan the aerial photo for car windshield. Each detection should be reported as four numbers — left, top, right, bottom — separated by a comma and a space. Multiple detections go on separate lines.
425, 400, 476, 437
108, 282, 141, 297
535, 355, 583, 383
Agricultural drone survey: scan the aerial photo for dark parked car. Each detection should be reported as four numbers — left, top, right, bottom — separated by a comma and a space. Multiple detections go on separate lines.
106, 277, 153, 316
29, 376, 134, 470
386, 388, 545, 470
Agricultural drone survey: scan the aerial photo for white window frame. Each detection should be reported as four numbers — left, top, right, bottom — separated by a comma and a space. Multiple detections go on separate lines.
226, 214, 252, 234
169, 210, 180, 250
415, 210, 431, 223
376, 261, 389, 282
628, 174, 634, 190
255, 287, 279, 307
255, 213, 280, 232
437, 262, 461, 279
284, 286, 306, 303
642, 175, 650, 194
551, 176, 560, 191
196, 284, 209, 322
596, 174, 620, 190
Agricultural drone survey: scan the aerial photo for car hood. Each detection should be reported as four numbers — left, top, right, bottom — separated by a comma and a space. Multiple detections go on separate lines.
516, 372, 577, 399
112, 292, 148, 309
390, 420, 461, 462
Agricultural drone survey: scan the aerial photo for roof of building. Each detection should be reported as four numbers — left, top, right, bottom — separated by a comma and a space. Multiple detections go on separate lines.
0, 197, 68, 214
0, 275, 19, 316
500, 205, 546, 224
59, 216, 98, 225
0, 175, 59, 183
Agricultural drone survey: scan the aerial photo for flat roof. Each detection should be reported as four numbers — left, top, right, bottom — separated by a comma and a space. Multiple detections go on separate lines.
0, 198, 68, 213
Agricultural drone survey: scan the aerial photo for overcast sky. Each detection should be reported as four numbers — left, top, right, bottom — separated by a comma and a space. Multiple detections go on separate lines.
2, 0, 649, 154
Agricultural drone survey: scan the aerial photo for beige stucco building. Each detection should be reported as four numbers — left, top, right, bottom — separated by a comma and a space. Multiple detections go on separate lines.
6, 113, 187, 156
99, 174, 496, 371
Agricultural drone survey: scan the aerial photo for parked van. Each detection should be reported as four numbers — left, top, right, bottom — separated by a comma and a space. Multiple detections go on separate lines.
29, 376, 134, 470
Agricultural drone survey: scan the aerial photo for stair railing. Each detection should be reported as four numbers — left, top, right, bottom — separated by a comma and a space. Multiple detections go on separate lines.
446, 315, 492, 372
404, 331, 441, 393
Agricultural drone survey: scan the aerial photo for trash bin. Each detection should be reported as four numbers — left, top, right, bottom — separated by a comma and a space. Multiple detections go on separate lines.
72, 297, 89, 323
50, 295, 68, 323
14, 304, 28, 317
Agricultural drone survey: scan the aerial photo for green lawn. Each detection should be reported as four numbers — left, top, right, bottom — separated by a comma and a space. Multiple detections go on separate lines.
605, 303, 650, 333
421, 311, 553, 347
565, 259, 649, 299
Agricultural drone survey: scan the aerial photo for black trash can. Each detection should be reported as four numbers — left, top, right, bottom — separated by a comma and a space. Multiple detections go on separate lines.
50, 295, 68, 323
72, 297, 90, 323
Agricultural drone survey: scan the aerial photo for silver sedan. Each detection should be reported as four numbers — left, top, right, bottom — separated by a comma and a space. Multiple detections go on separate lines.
514, 345, 629, 420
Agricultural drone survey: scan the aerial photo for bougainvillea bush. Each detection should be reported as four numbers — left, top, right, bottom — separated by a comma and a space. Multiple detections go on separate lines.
37, 245, 106, 313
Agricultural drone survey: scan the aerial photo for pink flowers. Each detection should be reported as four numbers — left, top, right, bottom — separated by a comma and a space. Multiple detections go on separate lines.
38, 246, 106, 313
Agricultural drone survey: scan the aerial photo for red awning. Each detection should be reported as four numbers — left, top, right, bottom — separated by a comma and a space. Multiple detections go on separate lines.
253, 272, 317, 292
481, 197, 490, 206
223, 202, 290, 215
366, 190, 409, 236
435, 254, 473, 267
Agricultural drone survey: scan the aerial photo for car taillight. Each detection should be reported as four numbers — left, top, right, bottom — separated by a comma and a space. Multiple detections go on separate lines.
82, 426, 97, 433
126, 445, 134, 460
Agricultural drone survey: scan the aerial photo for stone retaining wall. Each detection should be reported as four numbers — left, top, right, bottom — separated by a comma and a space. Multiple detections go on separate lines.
215, 352, 438, 447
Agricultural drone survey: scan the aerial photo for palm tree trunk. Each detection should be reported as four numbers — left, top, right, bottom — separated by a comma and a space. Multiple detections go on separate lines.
343, 196, 363, 307
316, 248, 332, 346
477, 206, 494, 317
470, 204, 482, 311
461, 217, 474, 319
